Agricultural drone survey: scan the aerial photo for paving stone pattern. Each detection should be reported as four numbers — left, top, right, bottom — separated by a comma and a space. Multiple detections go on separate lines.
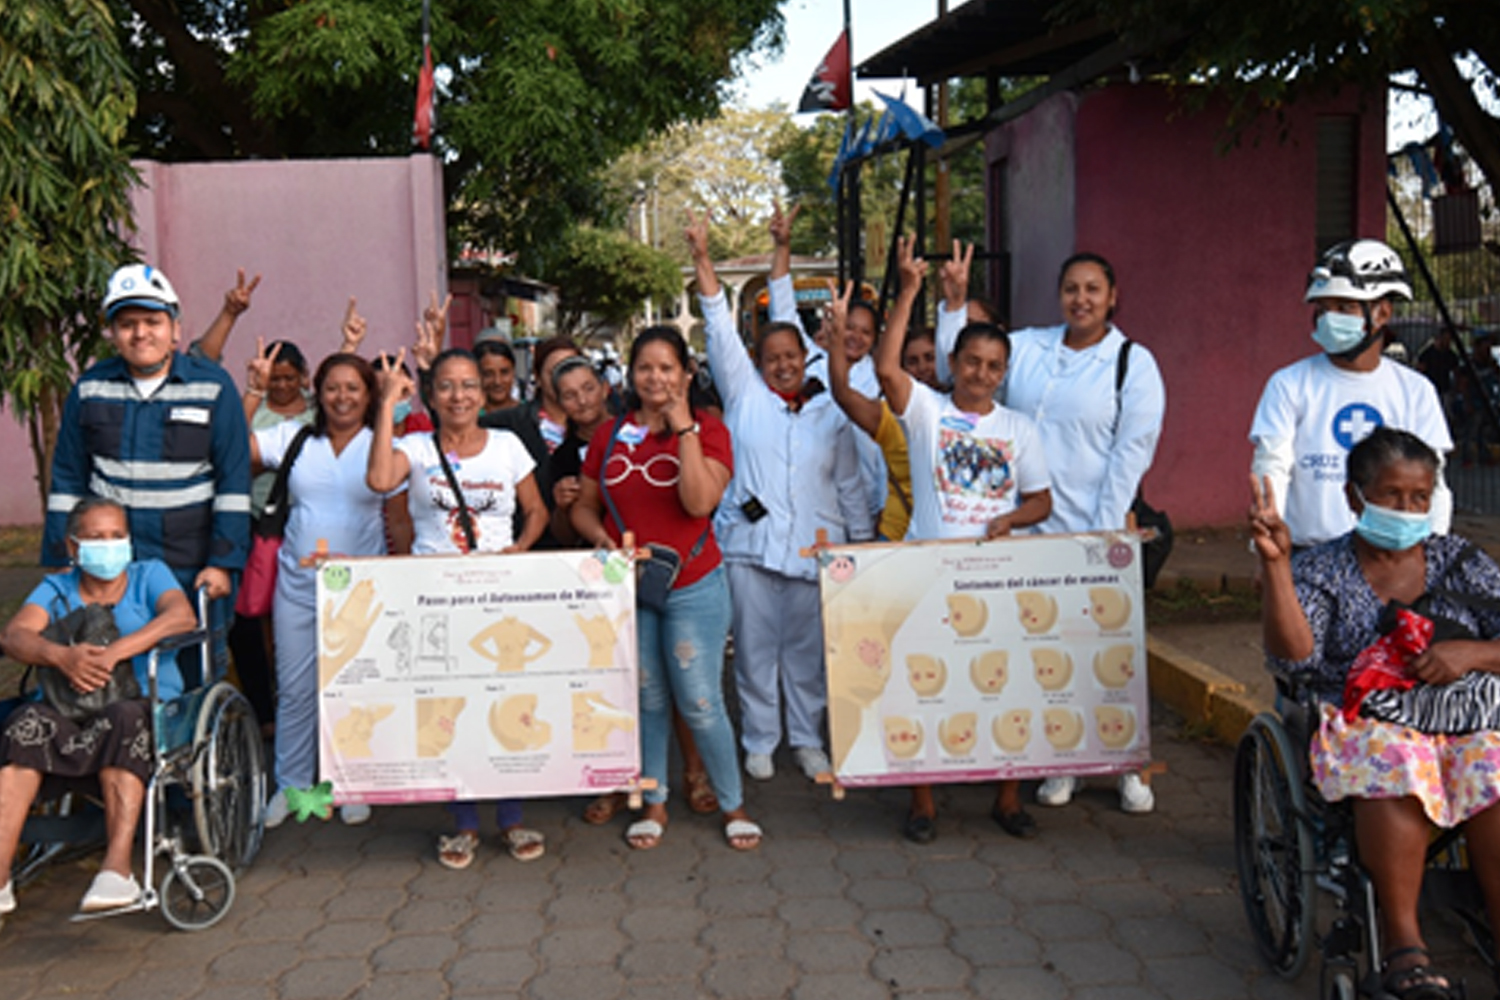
0, 711, 1490, 999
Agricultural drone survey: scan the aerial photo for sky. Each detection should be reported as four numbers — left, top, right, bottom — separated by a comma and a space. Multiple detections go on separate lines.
731, 0, 936, 112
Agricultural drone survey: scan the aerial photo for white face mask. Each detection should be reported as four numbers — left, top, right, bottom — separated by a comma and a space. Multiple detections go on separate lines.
1311, 310, 1368, 355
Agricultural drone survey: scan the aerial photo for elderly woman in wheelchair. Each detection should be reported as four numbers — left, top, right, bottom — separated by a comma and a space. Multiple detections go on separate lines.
0, 498, 195, 917
1251, 426, 1500, 1000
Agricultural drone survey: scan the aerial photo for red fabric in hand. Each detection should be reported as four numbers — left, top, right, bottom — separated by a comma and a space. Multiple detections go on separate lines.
1341, 607, 1433, 722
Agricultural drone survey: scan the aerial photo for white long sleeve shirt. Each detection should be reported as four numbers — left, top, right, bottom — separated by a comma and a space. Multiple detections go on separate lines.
767, 273, 886, 519
999, 324, 1166, 533
701, 290, 873, 581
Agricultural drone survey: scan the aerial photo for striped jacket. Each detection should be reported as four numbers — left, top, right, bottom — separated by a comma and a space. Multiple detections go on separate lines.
44, 354, 251, 578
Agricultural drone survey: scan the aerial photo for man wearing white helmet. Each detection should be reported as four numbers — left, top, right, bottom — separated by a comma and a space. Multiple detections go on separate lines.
44, 264, 251, 673
1250, 239, 1452, 546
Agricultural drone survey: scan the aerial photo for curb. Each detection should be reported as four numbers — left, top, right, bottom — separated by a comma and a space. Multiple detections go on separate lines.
1146, 633, 1265, 746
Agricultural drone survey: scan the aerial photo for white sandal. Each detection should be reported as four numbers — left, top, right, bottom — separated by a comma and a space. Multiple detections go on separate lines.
437, 831, 480, 870
625, 818, 665, 851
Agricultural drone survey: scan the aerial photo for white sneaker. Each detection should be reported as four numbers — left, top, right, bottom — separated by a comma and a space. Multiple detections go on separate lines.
340, 803, 372, 826
1036, 776, 1077, 807
79, 870, 141, 913
745, 753, 774, 781
264, 789, 289, 829
794, 747, 831, 781
1119, 773, 1155, 814
0, 880, 14, 915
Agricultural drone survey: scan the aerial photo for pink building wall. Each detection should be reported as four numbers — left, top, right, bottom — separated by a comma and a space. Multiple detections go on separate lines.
992, 82, 1386, 526
0, 155, 446, 525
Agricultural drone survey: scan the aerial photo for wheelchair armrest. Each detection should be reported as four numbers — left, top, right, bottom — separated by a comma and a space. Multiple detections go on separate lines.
155, 628, 211, 655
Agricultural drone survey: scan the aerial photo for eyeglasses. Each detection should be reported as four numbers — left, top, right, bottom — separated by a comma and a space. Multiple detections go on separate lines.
603, 452, 680, 487
435, 379, 482, 395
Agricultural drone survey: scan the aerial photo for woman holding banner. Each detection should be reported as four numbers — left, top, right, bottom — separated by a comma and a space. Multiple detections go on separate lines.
569, 324, 762, 852
248, 349, 392, 829
367, 346, 550, 868
873, 235, 1053, 843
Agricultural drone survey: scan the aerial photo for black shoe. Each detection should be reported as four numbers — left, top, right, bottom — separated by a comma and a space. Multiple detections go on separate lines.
903, 813, 937, 844
992, 806, 1037, 840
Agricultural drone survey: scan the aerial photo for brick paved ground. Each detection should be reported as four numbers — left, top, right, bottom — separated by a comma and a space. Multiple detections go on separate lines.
2, 707, 1491, 999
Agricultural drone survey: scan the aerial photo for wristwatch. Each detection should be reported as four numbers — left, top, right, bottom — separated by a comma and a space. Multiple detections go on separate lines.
676, 421, 701, 438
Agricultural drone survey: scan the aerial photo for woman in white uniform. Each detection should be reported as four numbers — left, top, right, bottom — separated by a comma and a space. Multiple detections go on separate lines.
250, 353, 391, 827
687, 214, 874, 783
940, 248, 1166, 814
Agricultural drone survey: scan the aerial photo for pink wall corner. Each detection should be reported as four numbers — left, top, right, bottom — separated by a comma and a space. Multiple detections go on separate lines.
0, 155, 448, 528
988, 92, 1079, 328
1071, 83, 1386, 526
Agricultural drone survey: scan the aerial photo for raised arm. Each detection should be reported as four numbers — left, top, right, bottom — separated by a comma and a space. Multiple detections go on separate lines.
688, 213, 756, 406
664, 376, 730, 519
1250, 475, 1314, 661
875, 235, 926, 417
933, 241, 973, 387
338, 297, 367, 355
367, 351, 415, 493
826, 281, 882, 438
194, 269, 261, 363
243, 337, 280, 424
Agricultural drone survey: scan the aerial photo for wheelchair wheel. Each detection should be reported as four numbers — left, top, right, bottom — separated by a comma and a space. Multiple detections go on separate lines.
160, 855, 235, 931
191, 684, 266, 871
1235, 713, 1317, 979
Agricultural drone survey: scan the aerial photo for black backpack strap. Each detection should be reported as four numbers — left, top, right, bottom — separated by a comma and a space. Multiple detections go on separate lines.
1113, 338, 1133, 434
434, 432, 478, 553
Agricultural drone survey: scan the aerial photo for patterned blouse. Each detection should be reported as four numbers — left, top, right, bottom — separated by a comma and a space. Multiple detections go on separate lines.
1269, 533, 1500, 700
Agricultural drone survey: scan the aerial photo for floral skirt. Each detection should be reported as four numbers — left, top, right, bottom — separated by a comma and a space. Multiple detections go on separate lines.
0, 700, 153, 784
1311, 702, 1500, 828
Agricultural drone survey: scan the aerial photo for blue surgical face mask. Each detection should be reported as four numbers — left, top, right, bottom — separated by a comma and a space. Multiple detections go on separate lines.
1353, 488, 1432, 551
392, 399, 412, 424
73, 537, 133, 580
1312, 310, 1368, 355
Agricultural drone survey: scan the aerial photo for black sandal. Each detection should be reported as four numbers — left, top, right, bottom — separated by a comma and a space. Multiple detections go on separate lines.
903, 812, 937, 844
1382, 946, 1456, 1000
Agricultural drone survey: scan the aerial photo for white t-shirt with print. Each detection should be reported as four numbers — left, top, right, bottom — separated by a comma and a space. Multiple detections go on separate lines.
1250, 354, 1453, 546
898, 383, 1051, 541
395, 431, 536, 554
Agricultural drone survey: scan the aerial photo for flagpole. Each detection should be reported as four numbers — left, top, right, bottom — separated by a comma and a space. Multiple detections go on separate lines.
841, 0, 860, 291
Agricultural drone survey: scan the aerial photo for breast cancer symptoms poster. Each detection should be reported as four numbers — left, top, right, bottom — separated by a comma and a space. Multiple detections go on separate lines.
819, 533, 1149, 788
316, 550, 640, 805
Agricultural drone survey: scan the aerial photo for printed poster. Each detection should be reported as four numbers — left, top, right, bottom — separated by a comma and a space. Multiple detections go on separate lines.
819, 532, 1150, 788
315, 549, 641, 804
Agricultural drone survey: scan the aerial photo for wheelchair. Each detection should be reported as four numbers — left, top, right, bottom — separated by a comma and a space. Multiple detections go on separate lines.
3, 589, 267, 931
1234, 673, 1495, 999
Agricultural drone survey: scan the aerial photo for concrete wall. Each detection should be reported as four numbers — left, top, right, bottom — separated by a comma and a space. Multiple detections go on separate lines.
987, 82, 1386, 527
987, 92, 1078, 328
0, 155, 447, 525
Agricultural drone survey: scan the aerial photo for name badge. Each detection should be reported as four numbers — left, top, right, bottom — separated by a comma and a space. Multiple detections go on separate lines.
169, 407, 211, 425
617, 423, 648, 446
940, 411, 979, 433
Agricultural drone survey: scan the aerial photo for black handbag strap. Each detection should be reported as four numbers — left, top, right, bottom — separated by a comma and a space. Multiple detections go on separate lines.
259, 424, 315, 537
435, 432, 478, 552
597, 413, 709, 561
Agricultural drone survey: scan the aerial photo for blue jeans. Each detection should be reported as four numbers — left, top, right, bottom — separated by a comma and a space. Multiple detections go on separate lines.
637, 565, 741, 811
449, 799, 523, 831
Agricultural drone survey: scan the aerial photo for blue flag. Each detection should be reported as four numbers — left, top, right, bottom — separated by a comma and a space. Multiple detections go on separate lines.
827, 118, 854, 194
875, 91, 945, 148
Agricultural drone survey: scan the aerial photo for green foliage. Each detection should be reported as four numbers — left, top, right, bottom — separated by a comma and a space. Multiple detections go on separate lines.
609, 105, 789, 266
120, 0, 785, 272
0, 0, 138, 501
552, 228, 681, 338
1056, 0, 1500, 188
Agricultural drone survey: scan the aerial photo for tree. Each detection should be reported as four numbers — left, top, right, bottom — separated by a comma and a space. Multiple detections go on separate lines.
1058, 0, 1500, 195
0, 0, 138, 508
610, 105, 789, 266
112, 0, 785, 272
551, 228, 681, 341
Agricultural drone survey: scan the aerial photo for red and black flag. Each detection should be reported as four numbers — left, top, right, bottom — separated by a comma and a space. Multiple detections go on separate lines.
797, 30, 850, 113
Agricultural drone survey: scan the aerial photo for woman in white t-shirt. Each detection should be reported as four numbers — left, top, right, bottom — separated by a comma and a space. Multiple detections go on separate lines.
873, 235, 1052, 845
367, 348, 549, 869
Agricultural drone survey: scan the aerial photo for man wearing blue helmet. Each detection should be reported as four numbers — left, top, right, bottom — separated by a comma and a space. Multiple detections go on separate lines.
1250, 239, 1453, 548
43, 264, 251, 677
